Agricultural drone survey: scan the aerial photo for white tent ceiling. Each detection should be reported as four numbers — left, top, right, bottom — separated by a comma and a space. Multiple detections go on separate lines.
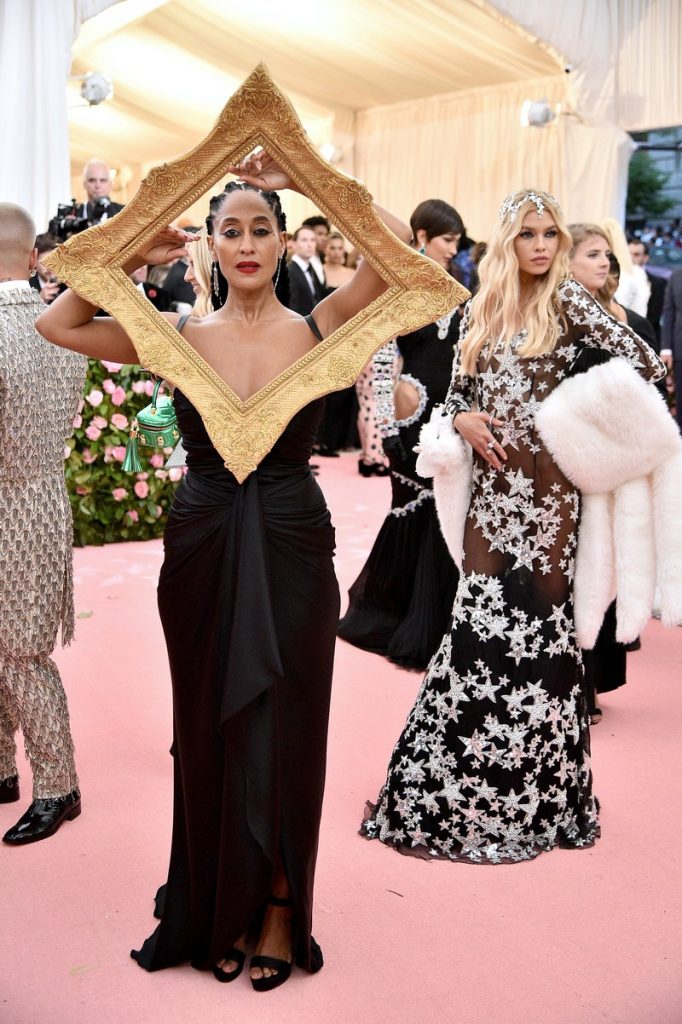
67, 0, 561, 181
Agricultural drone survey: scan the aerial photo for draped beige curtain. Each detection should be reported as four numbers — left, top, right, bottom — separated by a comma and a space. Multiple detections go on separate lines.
0, 0, 120, 230
355, 75, 568, 241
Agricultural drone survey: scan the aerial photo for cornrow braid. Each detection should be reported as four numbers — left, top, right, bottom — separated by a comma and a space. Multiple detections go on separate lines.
206, 181, 289, 309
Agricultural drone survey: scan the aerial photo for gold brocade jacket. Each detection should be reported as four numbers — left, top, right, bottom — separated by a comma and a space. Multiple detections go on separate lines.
0, 285, 86, 656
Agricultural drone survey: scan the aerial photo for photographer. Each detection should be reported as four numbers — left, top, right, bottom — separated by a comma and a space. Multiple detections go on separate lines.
48, 158, 123, 241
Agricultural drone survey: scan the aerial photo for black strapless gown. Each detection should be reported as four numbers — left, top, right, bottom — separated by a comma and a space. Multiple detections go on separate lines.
132, 388, 339, 974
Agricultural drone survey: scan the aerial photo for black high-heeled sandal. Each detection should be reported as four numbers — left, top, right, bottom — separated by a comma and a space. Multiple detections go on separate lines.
212, 947, 246, 983
250, 895, 293, 993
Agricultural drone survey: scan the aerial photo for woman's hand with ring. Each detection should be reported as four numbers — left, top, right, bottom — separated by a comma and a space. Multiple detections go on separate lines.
453, 411, 507, 471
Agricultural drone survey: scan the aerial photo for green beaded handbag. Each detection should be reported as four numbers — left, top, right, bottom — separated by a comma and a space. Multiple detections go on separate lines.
122, 378, 180, 472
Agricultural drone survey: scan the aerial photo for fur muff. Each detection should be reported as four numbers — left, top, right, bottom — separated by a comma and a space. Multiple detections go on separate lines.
535, 357, 680, 493
415, 405, 472, 569
536, 357, 682, 645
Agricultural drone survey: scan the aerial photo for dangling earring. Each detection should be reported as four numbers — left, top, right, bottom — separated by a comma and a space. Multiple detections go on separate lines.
273, 255, 282, 291
212, 261, 220, 299
28, 268, 37, 278
419, 245, 426, 256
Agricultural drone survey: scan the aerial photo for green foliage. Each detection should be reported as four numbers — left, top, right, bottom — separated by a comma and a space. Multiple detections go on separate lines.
65, 359, 182, 546
626, 151, 676, 218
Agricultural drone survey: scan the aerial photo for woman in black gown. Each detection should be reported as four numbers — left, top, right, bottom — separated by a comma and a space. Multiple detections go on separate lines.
37, 152, 410, 991
338, 199, 463, 671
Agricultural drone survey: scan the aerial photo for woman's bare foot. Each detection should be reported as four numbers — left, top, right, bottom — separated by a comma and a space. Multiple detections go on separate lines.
250, 900, 293, 981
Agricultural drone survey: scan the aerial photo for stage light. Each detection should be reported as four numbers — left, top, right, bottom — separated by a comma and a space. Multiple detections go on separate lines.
80, 72, 113, 106
520, 100, 555, 128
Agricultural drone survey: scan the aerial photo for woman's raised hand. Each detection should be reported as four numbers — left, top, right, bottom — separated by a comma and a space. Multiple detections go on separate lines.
136, 226, 200, 267
226, 150, 296, 193
454, 411, 507, 471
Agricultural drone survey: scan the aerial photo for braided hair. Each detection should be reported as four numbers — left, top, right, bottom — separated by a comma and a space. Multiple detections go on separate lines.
206, 181, 290, 309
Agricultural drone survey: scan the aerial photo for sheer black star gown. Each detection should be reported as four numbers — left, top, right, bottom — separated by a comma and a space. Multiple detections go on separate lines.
132, 315, 339, 974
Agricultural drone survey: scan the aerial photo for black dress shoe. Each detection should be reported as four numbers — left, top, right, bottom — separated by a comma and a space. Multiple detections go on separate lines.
2, 789, 81, 845
0, 775, 20, 804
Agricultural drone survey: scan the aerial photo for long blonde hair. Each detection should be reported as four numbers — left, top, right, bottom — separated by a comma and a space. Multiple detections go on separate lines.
459, 190, 572, 375
187, 228, 212, 318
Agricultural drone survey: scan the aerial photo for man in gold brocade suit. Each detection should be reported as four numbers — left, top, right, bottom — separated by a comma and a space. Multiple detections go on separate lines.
0, 203, 86, 845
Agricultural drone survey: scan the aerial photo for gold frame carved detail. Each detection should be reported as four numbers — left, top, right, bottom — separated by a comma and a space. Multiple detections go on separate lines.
46, 64, 467, 482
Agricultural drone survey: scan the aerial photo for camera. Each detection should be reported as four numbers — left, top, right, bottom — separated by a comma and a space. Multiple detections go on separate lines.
47, 198, 112, 241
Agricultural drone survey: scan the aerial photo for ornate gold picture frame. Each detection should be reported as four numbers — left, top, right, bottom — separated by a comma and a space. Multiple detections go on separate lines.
46, 64, 467, 481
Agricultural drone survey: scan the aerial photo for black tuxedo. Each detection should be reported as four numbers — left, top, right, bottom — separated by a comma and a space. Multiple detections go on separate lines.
163, 260, 196, 308
661, 268, 682, 431
646, 270, 667, 345
287, 260, 324, 316
141, 281, 170, 312
79, 199, 124, 222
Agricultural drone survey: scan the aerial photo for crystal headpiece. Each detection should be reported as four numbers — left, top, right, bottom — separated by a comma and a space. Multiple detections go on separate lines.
498, 190, 561, 222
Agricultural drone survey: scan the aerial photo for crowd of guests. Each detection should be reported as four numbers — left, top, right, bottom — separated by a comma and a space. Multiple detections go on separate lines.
1, 146, 680, 997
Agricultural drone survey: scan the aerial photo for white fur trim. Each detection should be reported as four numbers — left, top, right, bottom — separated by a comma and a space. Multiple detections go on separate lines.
613, 478, 656, 642
415, 406, 472, 568
574, 493, 615, 649
535, 359, 680, 494
652, 450, 682, 628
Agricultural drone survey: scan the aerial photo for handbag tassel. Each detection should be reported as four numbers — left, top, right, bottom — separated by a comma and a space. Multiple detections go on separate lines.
122, 422, 143, 473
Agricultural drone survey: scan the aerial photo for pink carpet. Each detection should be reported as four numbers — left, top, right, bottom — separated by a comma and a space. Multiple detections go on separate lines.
2, 452, 681, 1024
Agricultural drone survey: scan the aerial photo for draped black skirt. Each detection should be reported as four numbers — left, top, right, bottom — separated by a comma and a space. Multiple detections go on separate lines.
132, 463, 339, 973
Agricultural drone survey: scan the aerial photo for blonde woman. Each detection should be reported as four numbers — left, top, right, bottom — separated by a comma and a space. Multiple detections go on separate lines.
363, 190, 665, 864
183, 228, 213, 317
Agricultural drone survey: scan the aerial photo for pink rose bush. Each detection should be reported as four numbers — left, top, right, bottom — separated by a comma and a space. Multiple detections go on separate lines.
64, 359, 181, 545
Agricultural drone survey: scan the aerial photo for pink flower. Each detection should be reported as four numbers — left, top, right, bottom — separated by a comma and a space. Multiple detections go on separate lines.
72, 413, 82, 429
131, 381, 146, 395
93, 415, 108, 429
102, 378, 116, 395
149, 453, 164, 468
135, 471, 149, 481
154, 469, 168, 480
85, 424, 102, 441
76, 486, 90, 496
134, 480, 149, 499
82, 448, 96, 464
111, 413, 128, 430
168, 467, 183, 482
144, 380, 156, 396
126, 509, 139, 522
76, 398, 85, 414
155, 505, 163, 517
111, 386, 127, 406
112, 488, 128, 502
102, 360, 123, 372
85, 388, 103, 407
112, 445, 127, 462
64, 445, 71, 459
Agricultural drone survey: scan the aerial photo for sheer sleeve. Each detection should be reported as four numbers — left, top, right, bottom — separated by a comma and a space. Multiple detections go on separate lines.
558, 279, 666, 382
444, 302, 476, 418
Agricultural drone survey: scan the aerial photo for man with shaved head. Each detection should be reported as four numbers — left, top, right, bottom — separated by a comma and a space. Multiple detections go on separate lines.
80, 158, 123, 224
0, 203, 86, 845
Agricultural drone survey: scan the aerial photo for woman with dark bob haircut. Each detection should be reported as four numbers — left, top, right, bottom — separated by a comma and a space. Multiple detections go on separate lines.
338, 197, 463, 671
36, 150, 411, 993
